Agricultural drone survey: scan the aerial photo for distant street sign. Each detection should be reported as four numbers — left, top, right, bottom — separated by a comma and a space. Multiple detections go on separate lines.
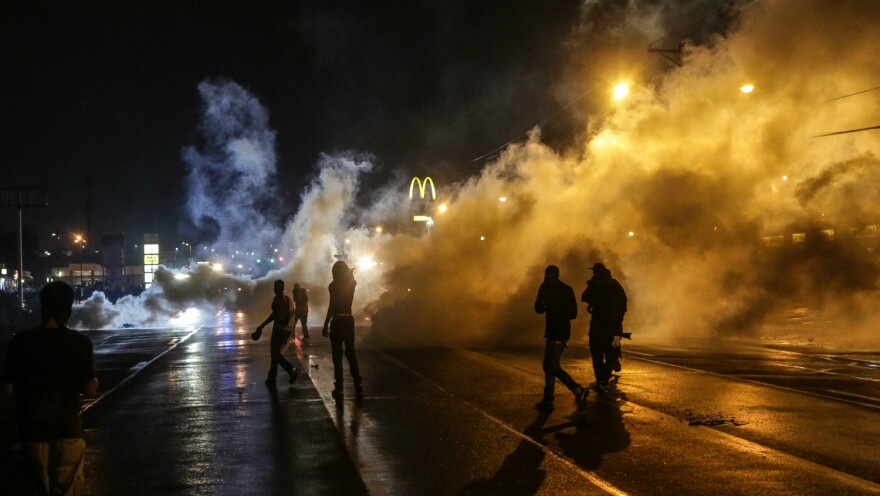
0, 188, 48, 207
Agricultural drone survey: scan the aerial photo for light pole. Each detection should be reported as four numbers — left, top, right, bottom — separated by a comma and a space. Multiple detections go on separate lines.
74, 234, 86, 296
182, 242, 192, 265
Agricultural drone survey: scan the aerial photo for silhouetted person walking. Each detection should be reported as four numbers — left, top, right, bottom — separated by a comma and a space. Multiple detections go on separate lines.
534, 265, 589, 412
581, 263, 627, 393
2, 281, 98, 495
322, 261, 362, 398
253, 280, 299, 387
292, 282, 310, 341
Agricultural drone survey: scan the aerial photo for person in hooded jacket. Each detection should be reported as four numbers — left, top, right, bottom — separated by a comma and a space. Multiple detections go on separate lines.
580, 263, 627, 393
534, 265, 589, 412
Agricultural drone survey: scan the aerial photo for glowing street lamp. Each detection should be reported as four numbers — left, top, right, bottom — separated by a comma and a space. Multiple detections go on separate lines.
438, 203, 448, 213
73, 234, 86, 289
499, 197, 508, 202
740, 84, 755, 94
613, 82, 630, 101
375, 226, 383, 234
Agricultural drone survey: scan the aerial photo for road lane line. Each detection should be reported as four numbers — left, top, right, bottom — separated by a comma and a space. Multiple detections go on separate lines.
302, 340, 392, 496
461, 348, 880, 494
780, 363, 880, 383
369, 346, 630, 496
825, 389, 880, 403
81, 326, 201, 413
623, 350, 655, 357
577, 345, 880, 411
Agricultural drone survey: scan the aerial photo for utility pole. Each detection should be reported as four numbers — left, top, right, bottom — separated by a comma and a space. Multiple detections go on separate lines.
1, 189, 48, 310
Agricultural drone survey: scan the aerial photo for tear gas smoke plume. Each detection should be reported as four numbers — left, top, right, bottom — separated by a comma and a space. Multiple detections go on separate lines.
74, 1, 880, 349
369, 0, 880, 346
182, 79, 283, 257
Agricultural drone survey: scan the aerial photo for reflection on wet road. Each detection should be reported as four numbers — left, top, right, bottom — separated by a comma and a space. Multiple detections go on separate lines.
5, 318, 876, 495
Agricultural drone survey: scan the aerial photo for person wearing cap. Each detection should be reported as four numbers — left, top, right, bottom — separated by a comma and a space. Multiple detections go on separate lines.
2, 281, 98, 495
581, 263, 628, 393
534, 265, 589, 412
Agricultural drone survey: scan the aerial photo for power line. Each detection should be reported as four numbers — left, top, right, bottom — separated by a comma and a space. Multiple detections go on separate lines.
812, 124, 880, 138
471, 83, 600, 163
825, 85, 880, 103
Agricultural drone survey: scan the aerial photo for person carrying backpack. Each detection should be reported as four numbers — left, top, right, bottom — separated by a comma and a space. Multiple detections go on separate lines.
534, 265, 589, 412
581, 263, 628, 393
253, 280, 299, 387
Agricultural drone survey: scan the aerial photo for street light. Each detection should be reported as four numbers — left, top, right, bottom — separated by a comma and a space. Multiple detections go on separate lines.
73, 234, 86, 293
740, 84, 754, 94
182, 242, 192, 264
613, 82, 630, 101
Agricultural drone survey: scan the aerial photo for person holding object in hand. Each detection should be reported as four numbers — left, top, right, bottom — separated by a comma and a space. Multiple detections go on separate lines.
580, 263, 628, 393
253, 280, 299, 387
322, 261, 362, 398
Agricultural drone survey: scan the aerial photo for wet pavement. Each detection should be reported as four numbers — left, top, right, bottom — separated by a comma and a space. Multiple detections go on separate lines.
1, 314, 879, 495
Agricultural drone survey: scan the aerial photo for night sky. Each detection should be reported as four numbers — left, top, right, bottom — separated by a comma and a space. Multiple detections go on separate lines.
1, 0, 588, 248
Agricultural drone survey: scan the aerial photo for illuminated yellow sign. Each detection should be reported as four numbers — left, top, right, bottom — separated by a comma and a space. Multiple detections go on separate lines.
144, 254, 159, 265
409, 177, 436, 200
413, 215, 432, 222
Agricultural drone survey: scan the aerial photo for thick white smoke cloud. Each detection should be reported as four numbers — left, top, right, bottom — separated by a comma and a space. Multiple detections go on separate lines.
182, 79, 282, 256
74, 1, 880, 350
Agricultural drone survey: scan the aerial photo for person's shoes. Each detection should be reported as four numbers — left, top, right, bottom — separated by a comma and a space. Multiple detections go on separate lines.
264, 377, 276, 387
289, 367, 299, 384
534, 400, 555, 412
591, 382, 609, 394
575, 386, 590, 408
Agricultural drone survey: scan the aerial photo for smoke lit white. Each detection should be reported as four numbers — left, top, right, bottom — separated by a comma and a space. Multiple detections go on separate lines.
73, 1, 880, 349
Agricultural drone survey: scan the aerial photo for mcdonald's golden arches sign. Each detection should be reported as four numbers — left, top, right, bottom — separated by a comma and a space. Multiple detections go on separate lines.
409, 177, 436, 200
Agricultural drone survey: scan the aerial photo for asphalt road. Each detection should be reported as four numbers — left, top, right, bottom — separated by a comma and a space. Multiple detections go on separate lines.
1, 313, 878, 495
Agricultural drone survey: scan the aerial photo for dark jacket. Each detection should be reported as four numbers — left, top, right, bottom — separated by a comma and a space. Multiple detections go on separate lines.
535, 278, 578, 340
2, 325, 96, 441
581, 276, 627, 336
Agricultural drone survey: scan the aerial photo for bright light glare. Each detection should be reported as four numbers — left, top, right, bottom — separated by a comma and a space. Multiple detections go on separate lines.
613, 83, 629, 101
171, 307, 202, 325
740, 84, 754, 94
782, 175, 788, 181
375, 226, 383, 233
212, 263, 223, 272
174, 273, 191, 280
358, 256, 378, 269
499, 197, 507, 202
628, 231, 635, 237
438, 203, 448, 213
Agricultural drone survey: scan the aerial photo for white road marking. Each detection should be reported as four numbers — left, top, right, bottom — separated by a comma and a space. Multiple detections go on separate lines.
583, 346, 880, 411
81, 326, 201, 413
461, 348, 880, 494
371, 347, 630, 496
825, 389, 880, 403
